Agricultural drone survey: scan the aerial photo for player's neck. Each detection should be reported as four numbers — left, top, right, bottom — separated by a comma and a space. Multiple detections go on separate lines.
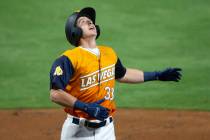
80, 37, 97, 48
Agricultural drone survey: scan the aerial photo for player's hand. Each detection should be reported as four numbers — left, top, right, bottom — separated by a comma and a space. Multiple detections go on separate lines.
84, 99, 109, 121
74, 99, 109, 121
157, 68, 182, 82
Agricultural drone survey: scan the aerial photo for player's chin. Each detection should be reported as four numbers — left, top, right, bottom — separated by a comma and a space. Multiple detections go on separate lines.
88, 32, 97, 37
89, 30, 97, 36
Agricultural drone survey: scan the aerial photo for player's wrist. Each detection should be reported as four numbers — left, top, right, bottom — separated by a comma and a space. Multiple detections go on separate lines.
74, 100, 87, 111
143, 71, 159, 82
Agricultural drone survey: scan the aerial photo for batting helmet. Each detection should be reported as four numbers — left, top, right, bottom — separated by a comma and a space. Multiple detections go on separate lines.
65, 7, 100, 47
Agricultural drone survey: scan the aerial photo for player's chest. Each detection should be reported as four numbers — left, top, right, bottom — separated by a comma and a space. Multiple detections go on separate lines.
78, 53, 116, 90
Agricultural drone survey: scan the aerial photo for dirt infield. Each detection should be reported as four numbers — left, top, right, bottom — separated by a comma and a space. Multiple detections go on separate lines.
1, 109, 210, 140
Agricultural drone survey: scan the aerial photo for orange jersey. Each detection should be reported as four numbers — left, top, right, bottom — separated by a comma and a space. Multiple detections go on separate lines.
62, 46, 117, 119
50, 45, 126, 119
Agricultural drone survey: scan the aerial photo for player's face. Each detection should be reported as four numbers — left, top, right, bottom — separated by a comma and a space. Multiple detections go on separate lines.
77, 16, 97, 38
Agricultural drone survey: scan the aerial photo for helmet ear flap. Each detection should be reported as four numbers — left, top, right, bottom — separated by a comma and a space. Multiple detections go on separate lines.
71, 27, 83, 46
95, 25, 100, 39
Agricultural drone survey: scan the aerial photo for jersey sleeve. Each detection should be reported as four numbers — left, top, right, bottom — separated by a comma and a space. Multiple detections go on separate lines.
49, 55, 74, 90
115, 58, 126, 79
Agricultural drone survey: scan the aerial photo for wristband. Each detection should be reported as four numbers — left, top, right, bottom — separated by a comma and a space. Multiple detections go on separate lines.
74, 100, 86, 110
143, 72, 159, 82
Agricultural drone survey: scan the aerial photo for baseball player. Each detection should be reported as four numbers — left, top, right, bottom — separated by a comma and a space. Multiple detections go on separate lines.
49, 7, 182, 140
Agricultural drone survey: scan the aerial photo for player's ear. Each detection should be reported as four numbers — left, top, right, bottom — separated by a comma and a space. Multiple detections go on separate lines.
95, 25, 100, 39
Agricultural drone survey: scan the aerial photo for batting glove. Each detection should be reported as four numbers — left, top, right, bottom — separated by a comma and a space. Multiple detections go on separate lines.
74, 99, 109, 121
157, 68, 182, 82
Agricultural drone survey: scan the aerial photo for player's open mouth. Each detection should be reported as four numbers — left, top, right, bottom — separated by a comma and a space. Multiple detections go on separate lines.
89, 26, 95, 30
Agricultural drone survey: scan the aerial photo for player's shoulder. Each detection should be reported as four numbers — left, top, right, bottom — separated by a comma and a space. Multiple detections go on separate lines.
98, 45, 116, 53
57, 47, 82, 69
98, 45, 112, 50
62, 47, 81, 56
62, 47, 84, 61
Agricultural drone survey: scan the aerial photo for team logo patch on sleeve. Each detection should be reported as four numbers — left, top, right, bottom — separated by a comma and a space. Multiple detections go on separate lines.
54, 66, 63, 76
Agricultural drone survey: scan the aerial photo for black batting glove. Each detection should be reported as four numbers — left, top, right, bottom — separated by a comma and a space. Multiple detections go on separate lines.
157, 68, 182, 82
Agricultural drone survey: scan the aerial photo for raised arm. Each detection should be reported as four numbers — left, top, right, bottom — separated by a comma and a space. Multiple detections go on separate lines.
117, 68, 144, 83
117, 67, 182, 83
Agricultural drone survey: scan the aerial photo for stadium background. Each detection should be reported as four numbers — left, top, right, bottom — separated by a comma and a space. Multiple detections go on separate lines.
0, 0, 210, 139
1, 0, 210, 110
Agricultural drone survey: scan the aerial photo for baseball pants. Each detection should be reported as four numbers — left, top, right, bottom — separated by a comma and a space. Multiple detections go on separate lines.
61, 114, 116, 140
